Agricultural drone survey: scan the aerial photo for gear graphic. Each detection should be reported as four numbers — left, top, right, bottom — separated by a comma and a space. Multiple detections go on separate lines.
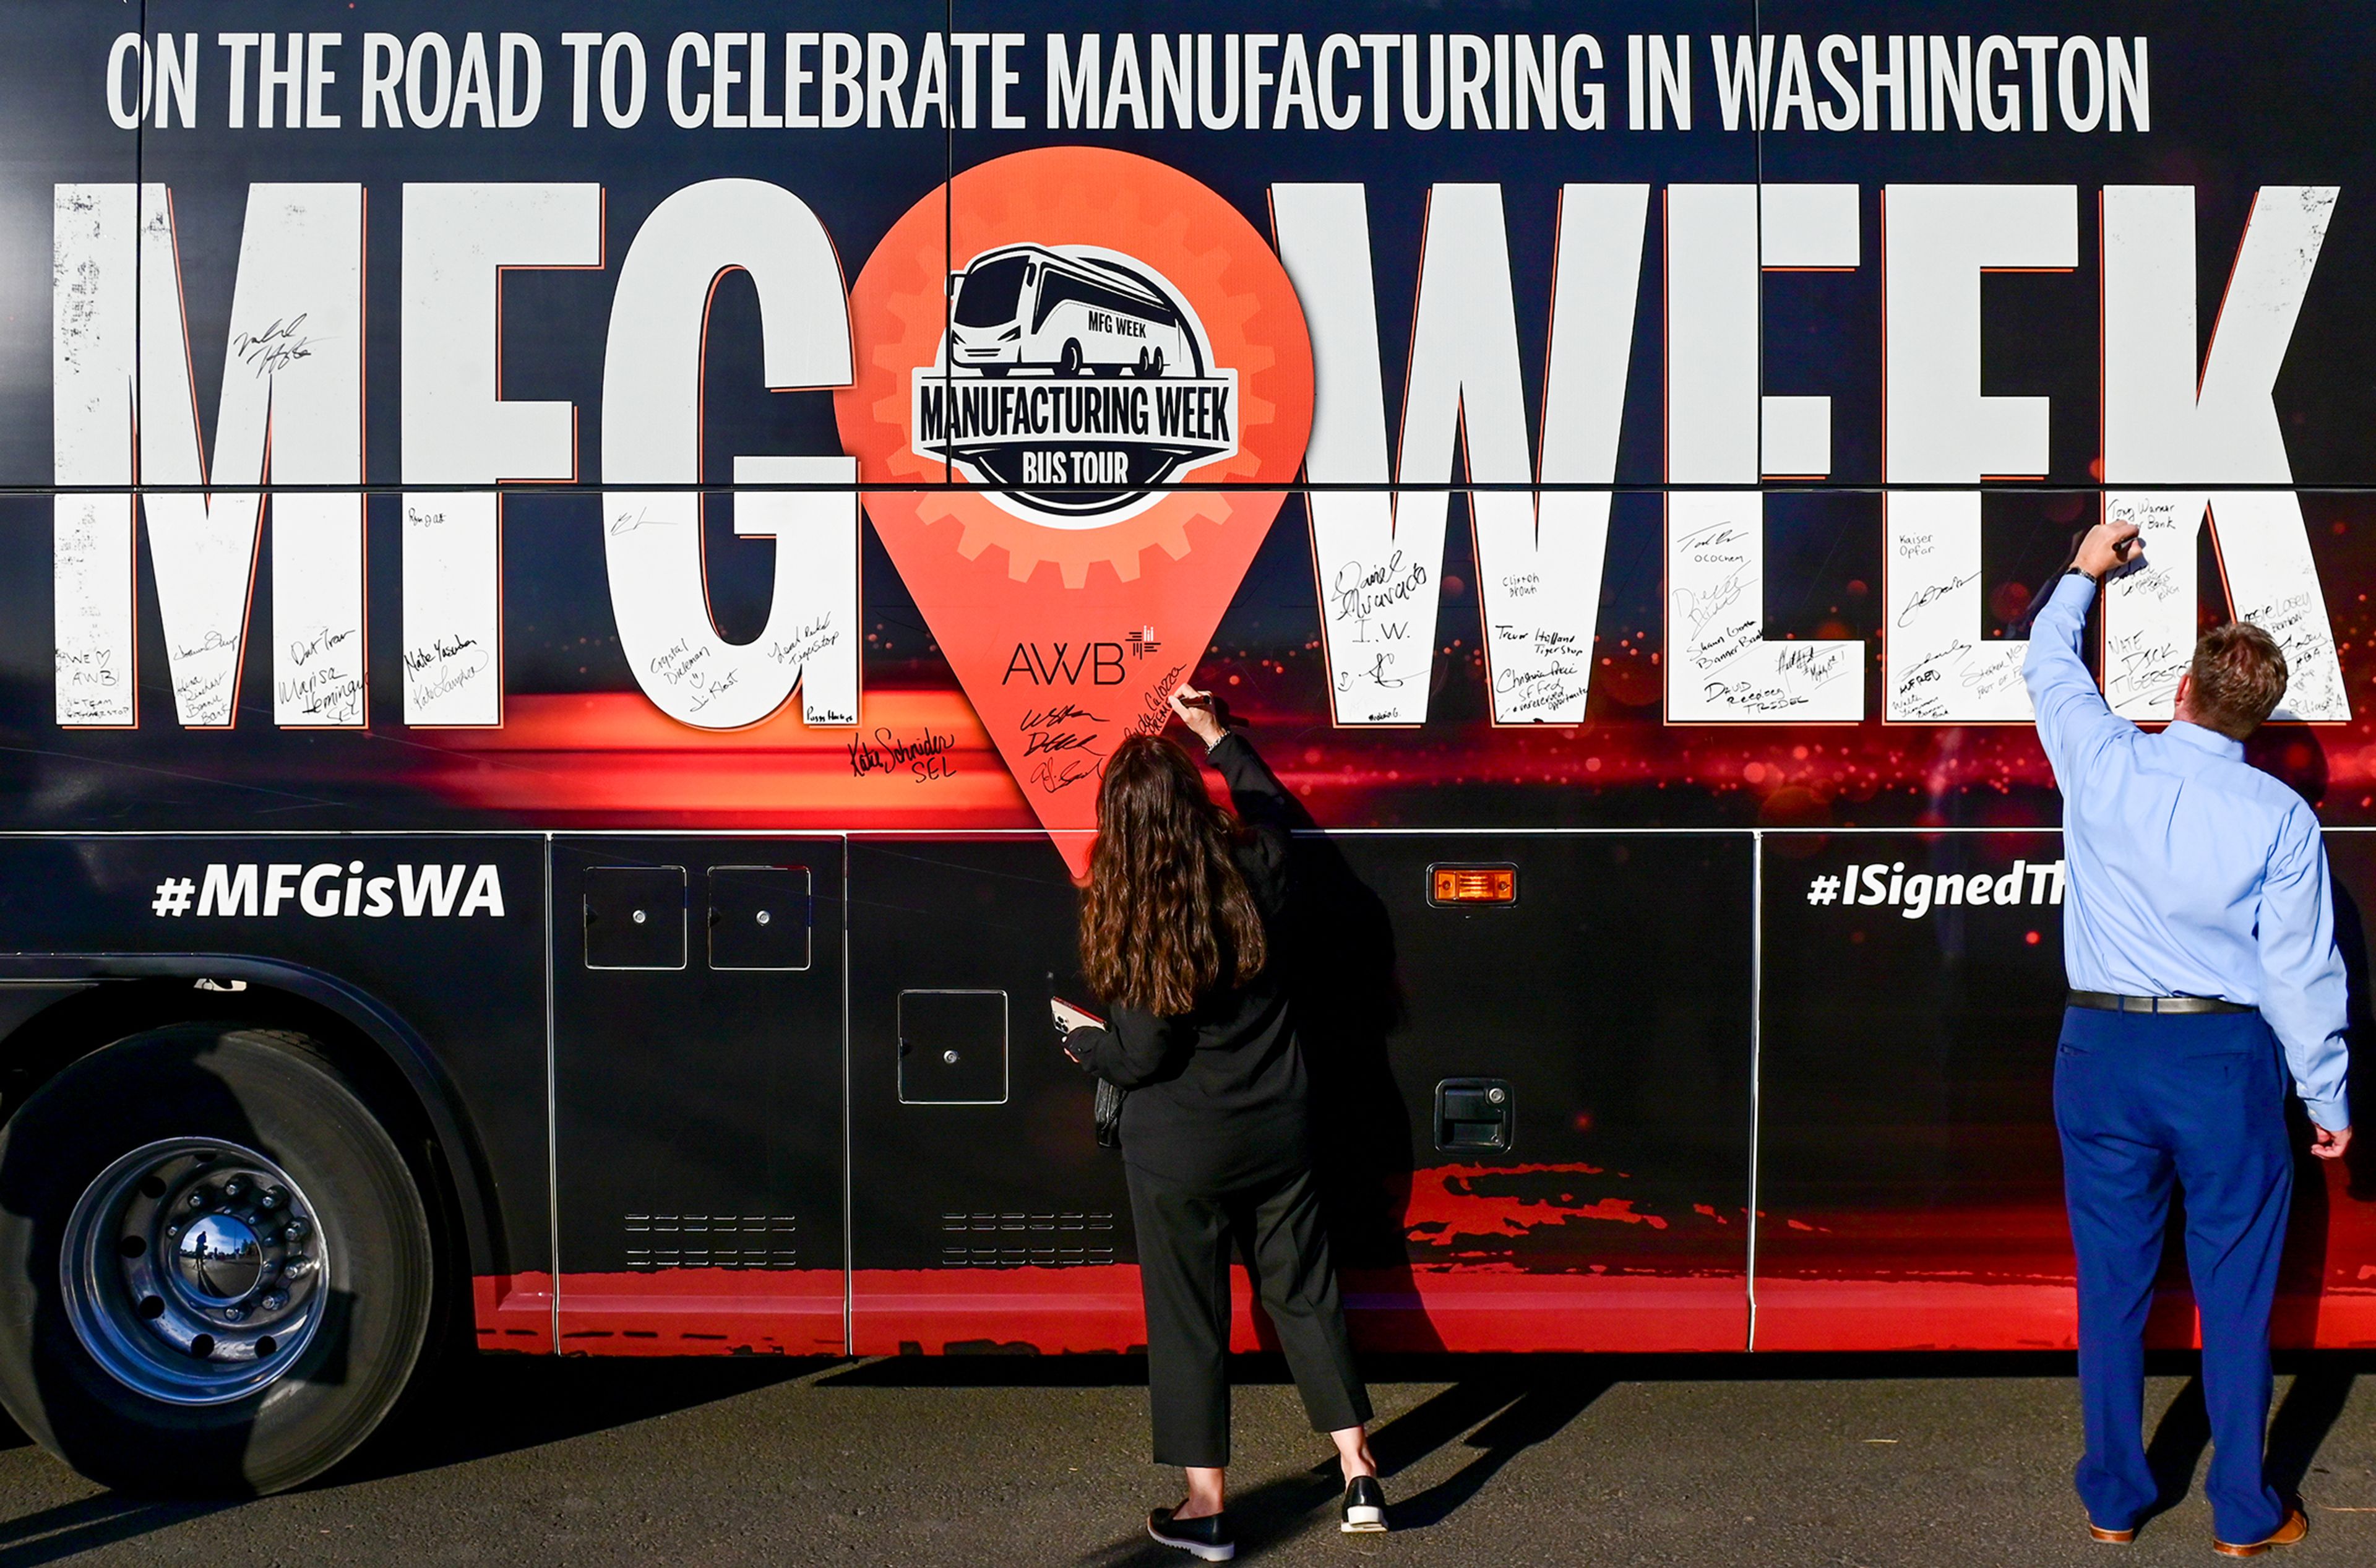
917, 483, 1226, 588
835, 147, 1312, 590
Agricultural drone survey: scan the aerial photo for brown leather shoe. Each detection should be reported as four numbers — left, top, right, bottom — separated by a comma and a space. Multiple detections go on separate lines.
2213, 1506, 2308, 1557
2085, 1520, 2136, 1544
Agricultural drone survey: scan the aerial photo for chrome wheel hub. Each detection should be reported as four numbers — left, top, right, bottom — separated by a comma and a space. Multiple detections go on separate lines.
174, 1213, 265, 1304
61, 1138, 329, 1405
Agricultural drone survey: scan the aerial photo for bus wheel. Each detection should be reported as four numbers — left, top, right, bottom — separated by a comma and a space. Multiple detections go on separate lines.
1060, 339, 1085, 377
0, 1025, 434, 1496
1148, 348, 1165, 376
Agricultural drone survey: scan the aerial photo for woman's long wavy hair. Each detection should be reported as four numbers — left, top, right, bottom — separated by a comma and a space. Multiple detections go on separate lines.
1080, 734, 1269, 1017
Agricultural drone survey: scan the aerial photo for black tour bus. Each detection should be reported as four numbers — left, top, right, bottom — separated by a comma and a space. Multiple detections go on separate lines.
1, 1, 2374, 1495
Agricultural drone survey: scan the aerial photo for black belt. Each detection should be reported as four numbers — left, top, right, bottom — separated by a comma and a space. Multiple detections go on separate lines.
2068, 990, 2254, 1016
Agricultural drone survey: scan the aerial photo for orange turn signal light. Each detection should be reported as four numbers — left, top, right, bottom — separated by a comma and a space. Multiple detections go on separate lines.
1429, 866, 1516, 907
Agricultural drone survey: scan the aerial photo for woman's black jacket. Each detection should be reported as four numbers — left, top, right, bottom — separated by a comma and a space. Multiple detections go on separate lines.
1065, 731, 1309, 1191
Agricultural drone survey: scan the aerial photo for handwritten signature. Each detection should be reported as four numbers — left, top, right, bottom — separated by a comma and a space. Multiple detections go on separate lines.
1895, 572, 1980, 627
232, 314, 314, 379
848, 726, 955, 783
402, 634, 491, 706
1028, 755, 1099, 793
1334, 653, 1408, 692
286, 624, 356, 669
1020, 699, 1108, 762
1673, 567, 1752, 642
1332, 551, 1429, 622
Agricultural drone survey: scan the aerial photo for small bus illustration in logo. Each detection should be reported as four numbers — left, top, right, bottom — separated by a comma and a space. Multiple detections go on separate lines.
947, 244, 1194, 379
914, 243, 1239, 522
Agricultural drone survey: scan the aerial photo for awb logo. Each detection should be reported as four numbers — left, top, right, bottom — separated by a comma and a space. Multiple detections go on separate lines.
150, 863, 507, 919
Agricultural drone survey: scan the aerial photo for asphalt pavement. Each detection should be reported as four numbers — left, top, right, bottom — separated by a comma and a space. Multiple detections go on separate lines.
0, 1350, 2371, 1567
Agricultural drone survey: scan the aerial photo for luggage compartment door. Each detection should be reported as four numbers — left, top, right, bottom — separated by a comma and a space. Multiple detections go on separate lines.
553, 837, 846, 1355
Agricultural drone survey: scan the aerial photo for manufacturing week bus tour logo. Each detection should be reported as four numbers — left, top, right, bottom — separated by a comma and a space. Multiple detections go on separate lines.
916, 243, 1239, 519
835, 147, 1314, 876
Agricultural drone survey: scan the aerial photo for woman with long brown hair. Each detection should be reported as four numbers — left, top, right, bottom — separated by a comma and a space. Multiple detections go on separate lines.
1062, 684, 1383, 1561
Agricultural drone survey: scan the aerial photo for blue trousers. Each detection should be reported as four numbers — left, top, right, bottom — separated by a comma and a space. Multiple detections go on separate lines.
2054, 1005, 2293, 1542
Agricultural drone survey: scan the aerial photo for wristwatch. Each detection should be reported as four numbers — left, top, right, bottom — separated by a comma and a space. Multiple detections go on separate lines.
2065, 565, 2101, 586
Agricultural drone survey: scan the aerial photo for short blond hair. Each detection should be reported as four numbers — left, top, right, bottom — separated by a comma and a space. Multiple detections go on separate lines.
2187, 622, 2289, 740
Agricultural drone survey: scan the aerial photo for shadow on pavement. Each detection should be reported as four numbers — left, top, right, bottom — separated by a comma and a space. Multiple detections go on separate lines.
2132, 1361, 2359, 1527
0, 1355, 827, 1561
0, 1345, 2360, 1564
1074, 1366, 1610, 1565
2145, 1374, 2211, 1517
821, 1351, 1147, 1387
0, 1496, 231, 1568
0, 1405, 231, 1567
1047, 1350, 2376, 1562
322, 1350, 832, 1486
2269, 1362, 2359, 1499
1385, 1373, 1613, 1530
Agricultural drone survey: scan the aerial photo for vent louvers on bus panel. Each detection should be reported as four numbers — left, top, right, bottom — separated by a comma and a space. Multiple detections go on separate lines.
938, 1210, 1116, 1268
623, 1212, 798, 1270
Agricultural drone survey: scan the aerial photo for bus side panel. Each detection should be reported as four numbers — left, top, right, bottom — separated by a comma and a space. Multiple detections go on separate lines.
1756, 829, 2376, 1352
1756, 832, 2079, 1351
0, 835, 555, 1351
549, 837, 848, 1356
848, 838, 1140, 1354
847, 832, 1752, 1355
2284, 830, 2376, 1350
1317, 834, 1754, 1353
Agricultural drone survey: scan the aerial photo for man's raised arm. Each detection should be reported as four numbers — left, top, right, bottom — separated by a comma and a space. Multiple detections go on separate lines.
2022, 523, 2140, 786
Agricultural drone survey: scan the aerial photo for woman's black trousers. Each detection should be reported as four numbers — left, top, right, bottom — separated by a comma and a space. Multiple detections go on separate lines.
1124, 1162, 1373, 1467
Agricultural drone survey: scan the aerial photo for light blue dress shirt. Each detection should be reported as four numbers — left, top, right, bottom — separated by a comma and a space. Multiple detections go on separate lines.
2023, 572, 2350, 1131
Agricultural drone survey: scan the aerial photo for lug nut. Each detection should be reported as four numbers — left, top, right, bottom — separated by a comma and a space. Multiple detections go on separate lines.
260, 1293, 285, 1311
223, 1178, 248, 1199
187, 1192, 207, 1210
259, 1190, 282, 1211
223, 1307, 245, 1323
284, 1217, 309, 1239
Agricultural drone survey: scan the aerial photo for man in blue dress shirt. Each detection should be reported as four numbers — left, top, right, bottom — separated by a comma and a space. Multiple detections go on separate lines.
2025, 518, 2352, 1557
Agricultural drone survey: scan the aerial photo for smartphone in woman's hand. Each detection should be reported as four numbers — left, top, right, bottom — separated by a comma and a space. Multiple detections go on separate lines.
1051, 997, 1103, 1035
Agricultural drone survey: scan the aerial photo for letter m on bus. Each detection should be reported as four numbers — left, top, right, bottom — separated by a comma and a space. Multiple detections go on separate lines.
197, 864, 259, 918
51, 183, 363, 731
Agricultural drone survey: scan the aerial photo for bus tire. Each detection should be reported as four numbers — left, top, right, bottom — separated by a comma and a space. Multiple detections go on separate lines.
0, 1024, 434, 1496
1060, 339, 1085, 377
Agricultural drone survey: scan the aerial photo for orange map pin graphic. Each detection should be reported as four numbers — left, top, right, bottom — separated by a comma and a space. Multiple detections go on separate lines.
835, 148, 1314, 877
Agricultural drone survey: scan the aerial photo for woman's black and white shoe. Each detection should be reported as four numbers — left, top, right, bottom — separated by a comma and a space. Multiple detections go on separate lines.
1148, 1506, 1236, 1561
1341, 1474, 1389, 1532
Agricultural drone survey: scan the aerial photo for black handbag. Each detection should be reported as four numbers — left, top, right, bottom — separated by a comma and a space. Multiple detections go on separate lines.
1052, 982, 1126, 1151
1093, 1075, 1127, 1150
